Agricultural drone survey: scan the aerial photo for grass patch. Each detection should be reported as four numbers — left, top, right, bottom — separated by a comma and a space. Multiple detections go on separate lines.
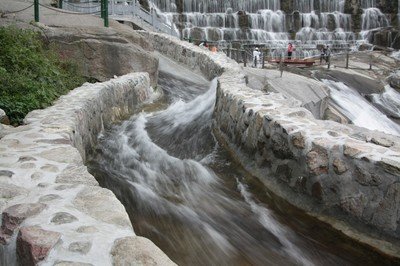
0, 26, 86, 125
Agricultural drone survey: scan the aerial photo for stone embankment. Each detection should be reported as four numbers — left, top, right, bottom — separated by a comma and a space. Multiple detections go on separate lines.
140, 31, 400, 256
0, 73, 175, 265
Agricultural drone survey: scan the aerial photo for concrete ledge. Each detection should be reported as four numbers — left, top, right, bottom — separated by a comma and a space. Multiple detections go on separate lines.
0, 73, 175, 265
141, 32, 400, 255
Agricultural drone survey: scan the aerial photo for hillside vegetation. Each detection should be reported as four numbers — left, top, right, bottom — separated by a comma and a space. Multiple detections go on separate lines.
0, 26, 86, 125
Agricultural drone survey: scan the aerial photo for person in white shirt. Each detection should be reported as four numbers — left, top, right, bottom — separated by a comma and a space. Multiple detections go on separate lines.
253, 47, 261, 67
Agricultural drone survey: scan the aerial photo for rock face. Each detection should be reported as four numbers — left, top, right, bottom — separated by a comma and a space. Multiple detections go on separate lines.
142, 32, 400, 245
366, 28, 400, 49
45, 26, 159, 87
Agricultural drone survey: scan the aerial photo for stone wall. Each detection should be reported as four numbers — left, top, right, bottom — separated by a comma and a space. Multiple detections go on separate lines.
141, 32, 400, 242
0, 73, 175, 265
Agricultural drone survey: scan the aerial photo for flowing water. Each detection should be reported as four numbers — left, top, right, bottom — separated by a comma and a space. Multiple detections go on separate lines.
149, 0, 355, 45
359, 0, 390, 41
88, 60, 396, 265
371, 85, 400, 120
322, 79, 400, 136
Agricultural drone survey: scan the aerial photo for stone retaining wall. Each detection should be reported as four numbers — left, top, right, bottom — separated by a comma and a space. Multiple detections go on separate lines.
0, 73, 175, 265
141, 32, 400, 242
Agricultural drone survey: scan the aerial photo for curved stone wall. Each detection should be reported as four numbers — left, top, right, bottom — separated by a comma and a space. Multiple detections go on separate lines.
0, 73, 175, 265
140, 32, 400, 248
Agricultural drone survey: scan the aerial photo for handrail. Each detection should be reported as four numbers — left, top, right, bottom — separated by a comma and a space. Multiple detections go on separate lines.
62, 0, 179, 37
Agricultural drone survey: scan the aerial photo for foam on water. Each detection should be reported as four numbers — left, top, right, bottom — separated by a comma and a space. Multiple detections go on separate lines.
371, 85, 400, 119
237, 180, 314, 266
322, 79, 400, 136
88, 71, 342, 265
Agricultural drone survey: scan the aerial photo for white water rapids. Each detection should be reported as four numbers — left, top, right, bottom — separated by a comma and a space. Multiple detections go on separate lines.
88, 56, 394, 265
322, 79, 400, 136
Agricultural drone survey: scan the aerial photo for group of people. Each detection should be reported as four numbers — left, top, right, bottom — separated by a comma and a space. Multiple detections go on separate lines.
252, 43, 332, 66
199, 41, 218, 52
195, 39, 332, 67
320, 45, 332, 64
252, 43, 294, 67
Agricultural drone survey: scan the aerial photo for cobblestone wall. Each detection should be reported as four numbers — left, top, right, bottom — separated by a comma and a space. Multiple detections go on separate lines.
0, 73, 175, 265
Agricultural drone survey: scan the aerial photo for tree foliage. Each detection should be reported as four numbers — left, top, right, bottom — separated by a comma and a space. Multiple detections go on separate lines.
0, 26, 85, 125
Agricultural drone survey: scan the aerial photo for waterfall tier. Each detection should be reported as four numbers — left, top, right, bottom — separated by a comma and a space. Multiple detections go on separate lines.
149, 0, 394, 47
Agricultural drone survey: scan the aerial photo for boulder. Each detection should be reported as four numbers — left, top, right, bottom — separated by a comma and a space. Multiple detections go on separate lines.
306, 146, 329, 176
369, 29, 400, 49
0, 182, 28, 200
388, 70, 400, 91
17, 226, 61, 265
68, 241, 92, 254
51, 212, 78, 225
111, 236, 177, 266
56, 164, 98, 186
0, 109, 10, 125
73, 186, 132, 228
0, 203, 47, 244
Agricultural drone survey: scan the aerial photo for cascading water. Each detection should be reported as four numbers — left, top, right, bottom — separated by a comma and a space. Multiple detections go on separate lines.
360, 0, 390, 41
148, 0, 354, 46
294, 0, 354, 46
322, 79, 400, 136
370, 85, 400, 119
88, 57, 396, 265
175, 0, 288, 44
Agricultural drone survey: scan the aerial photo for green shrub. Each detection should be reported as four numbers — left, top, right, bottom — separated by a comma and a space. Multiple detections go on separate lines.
0, 26, 86, 125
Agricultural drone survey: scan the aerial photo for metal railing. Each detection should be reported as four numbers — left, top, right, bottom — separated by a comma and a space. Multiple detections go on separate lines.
62, 0, 179, 37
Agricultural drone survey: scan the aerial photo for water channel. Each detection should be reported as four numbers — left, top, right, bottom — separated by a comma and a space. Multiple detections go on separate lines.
87, 58, 396, 265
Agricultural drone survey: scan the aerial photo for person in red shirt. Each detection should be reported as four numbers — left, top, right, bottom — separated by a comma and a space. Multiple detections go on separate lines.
287, 43, 294, 60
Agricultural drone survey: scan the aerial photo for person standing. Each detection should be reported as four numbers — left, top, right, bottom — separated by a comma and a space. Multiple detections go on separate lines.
253, 47, 261, 67
320, 45, 327, 64
325, 45, 331, 63
287, 43, 294, 60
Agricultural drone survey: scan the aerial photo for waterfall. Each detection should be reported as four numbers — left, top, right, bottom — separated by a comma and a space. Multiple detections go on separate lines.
149, 0, 355, 44
294, 0, 345, 13
180, 0, 281, 13
294, 1, 354, 45
294, 0, 314, 13
359, 0, 390, 41
361, 0, 377, 8
322, 79, 400, 136
148, 0, 394, 46
370, 85, 400, 119
362, 8, 389, 31
171, 3, 288, 43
